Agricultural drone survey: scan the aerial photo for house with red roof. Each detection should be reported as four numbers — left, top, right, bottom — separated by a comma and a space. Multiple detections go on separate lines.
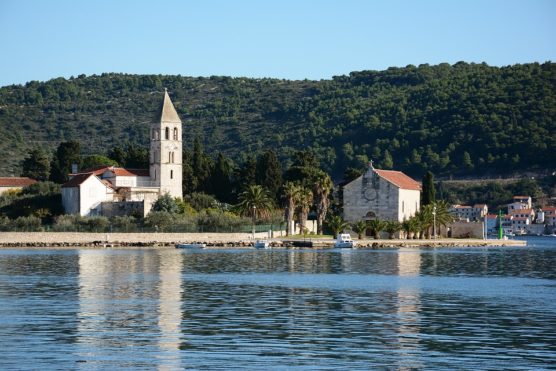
0, 177, 37, 195
61, 90, 183, 217
343, 162, 421, 224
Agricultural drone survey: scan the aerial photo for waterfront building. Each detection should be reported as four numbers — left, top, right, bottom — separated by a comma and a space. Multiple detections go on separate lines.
543, 207, 556, 232
485, 214, 498, 234
62, 90, 183, 216
508, 195, 532, 212
0, 177, 37, 195
450, 203, 488, 222
342, 162, 421, 223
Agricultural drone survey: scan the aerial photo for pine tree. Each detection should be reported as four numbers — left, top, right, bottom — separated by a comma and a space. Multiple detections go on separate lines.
21, 148, 50, 181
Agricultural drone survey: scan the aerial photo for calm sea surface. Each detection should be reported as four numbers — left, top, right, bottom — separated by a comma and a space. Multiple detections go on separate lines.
0, 237, 555, 370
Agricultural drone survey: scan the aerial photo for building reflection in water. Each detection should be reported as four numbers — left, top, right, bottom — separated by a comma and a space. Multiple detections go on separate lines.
156, 250, 183, 370
76, 250, 183, 368
395, 248, 423, 370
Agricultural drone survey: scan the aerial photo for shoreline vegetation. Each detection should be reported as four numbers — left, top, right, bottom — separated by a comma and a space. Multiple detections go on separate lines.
0, 232, 526, 249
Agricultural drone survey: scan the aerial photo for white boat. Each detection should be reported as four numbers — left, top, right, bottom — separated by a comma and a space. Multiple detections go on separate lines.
254, 240, 270, 249
334, 234, 355, 248
176, 243, 206, 249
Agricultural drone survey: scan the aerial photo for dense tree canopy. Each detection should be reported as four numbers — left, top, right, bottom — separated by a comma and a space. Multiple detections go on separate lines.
0, 62, 553, 180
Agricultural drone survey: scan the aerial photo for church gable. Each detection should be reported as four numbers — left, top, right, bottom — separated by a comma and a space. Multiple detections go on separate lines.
343, 164, 420, 223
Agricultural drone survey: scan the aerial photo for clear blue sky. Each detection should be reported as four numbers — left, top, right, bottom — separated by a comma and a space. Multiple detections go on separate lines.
0, 0, 554, 87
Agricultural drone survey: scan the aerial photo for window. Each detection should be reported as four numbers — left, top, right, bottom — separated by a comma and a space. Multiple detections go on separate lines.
165, 127, 170, 140
170, 170, 173, 179
154, 169, 156, 180
173, 127, 178, 140
402, 201, 405, 213
168, 152, 171, 163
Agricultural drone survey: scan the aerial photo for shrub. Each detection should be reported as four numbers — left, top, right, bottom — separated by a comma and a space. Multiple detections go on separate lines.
22, 181, 61, 196
111, 215, 139, 232
144, 211, 175, 232
185, 192, 218, 211
197, 209, 250, 232
83, 216, 110, 232
12, 215, 42, 231
152, 193, 181, 214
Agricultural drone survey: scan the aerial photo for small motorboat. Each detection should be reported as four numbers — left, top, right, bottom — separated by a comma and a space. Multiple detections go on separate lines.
175, 243, 206, 249
254, 240, 270, 249
334, 234, 355, 248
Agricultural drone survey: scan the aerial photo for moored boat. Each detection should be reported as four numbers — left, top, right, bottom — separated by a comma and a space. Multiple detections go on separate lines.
334, 234, 355, 248
254, 240, 270, 249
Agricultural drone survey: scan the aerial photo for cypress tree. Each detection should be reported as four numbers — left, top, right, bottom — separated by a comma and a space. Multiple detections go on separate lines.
256, 150, 283, 201
49, 140, 81, 183
422, 171, 436, 206
212, 153, 233, 202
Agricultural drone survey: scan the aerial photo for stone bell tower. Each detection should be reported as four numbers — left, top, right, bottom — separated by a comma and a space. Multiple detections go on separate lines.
150, 89, 182, 198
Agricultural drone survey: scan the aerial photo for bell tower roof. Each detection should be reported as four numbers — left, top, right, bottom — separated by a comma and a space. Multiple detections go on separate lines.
156, 88, 181, 124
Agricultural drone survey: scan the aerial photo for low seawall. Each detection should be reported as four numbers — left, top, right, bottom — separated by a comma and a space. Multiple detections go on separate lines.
0, 232, 269, 248
0, 232, 527, 249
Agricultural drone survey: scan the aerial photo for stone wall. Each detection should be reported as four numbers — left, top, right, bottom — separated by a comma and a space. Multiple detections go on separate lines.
0, 232, 269, 245
101, 201, 145, 218
448, 221, 485, 238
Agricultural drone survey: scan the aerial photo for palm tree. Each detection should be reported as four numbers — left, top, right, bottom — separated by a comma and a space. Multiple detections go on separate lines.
326, 215, 349, 238
282, 182, 300, 236
313, 172, 333, 235
366, 219, 386, 239
351, 220, 368, 239
432, 200, 454, 237
235, 185, 274, 221
404, 216, 421, 239
384, 220, 402, 239
296, 187, 313, 235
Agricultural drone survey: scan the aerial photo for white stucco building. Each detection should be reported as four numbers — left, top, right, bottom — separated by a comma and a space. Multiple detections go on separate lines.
343, 163, 421, 223
62, 89, 183, 216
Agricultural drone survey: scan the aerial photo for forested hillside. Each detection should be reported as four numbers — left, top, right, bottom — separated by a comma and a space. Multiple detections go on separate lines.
0, 62, 554, 179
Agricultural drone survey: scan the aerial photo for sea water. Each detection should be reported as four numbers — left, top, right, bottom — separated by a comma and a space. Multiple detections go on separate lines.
0, 237, 554, 369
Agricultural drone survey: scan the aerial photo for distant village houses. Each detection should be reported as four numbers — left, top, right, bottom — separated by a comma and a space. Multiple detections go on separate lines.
449, 194, 556, 236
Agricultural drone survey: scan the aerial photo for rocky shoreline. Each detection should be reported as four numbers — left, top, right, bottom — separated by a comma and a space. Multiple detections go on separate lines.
0, 232, 527, 249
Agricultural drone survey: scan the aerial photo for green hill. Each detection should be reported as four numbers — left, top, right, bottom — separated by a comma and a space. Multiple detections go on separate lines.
0, 62, 554, 179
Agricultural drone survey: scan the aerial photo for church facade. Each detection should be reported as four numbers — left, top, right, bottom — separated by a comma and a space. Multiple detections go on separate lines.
343, 163, 421, 223
61, 89, 182, 217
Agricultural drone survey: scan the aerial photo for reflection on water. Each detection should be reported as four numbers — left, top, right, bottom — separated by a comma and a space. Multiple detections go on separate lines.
0, 239, 555, 369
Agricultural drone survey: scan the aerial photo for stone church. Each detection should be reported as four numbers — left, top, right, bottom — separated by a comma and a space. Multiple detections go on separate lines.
61, 89, 182, 217
343, 162, 421, 223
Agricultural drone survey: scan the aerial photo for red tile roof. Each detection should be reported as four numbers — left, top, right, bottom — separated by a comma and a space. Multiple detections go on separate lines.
74, 166, 149, 177
0, 177, 37, 187
62, 173, 94, 188
374, 169, 421, 191
110, 168, 149, 177
542, 207, 556, 211
513, 196, 530, 199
